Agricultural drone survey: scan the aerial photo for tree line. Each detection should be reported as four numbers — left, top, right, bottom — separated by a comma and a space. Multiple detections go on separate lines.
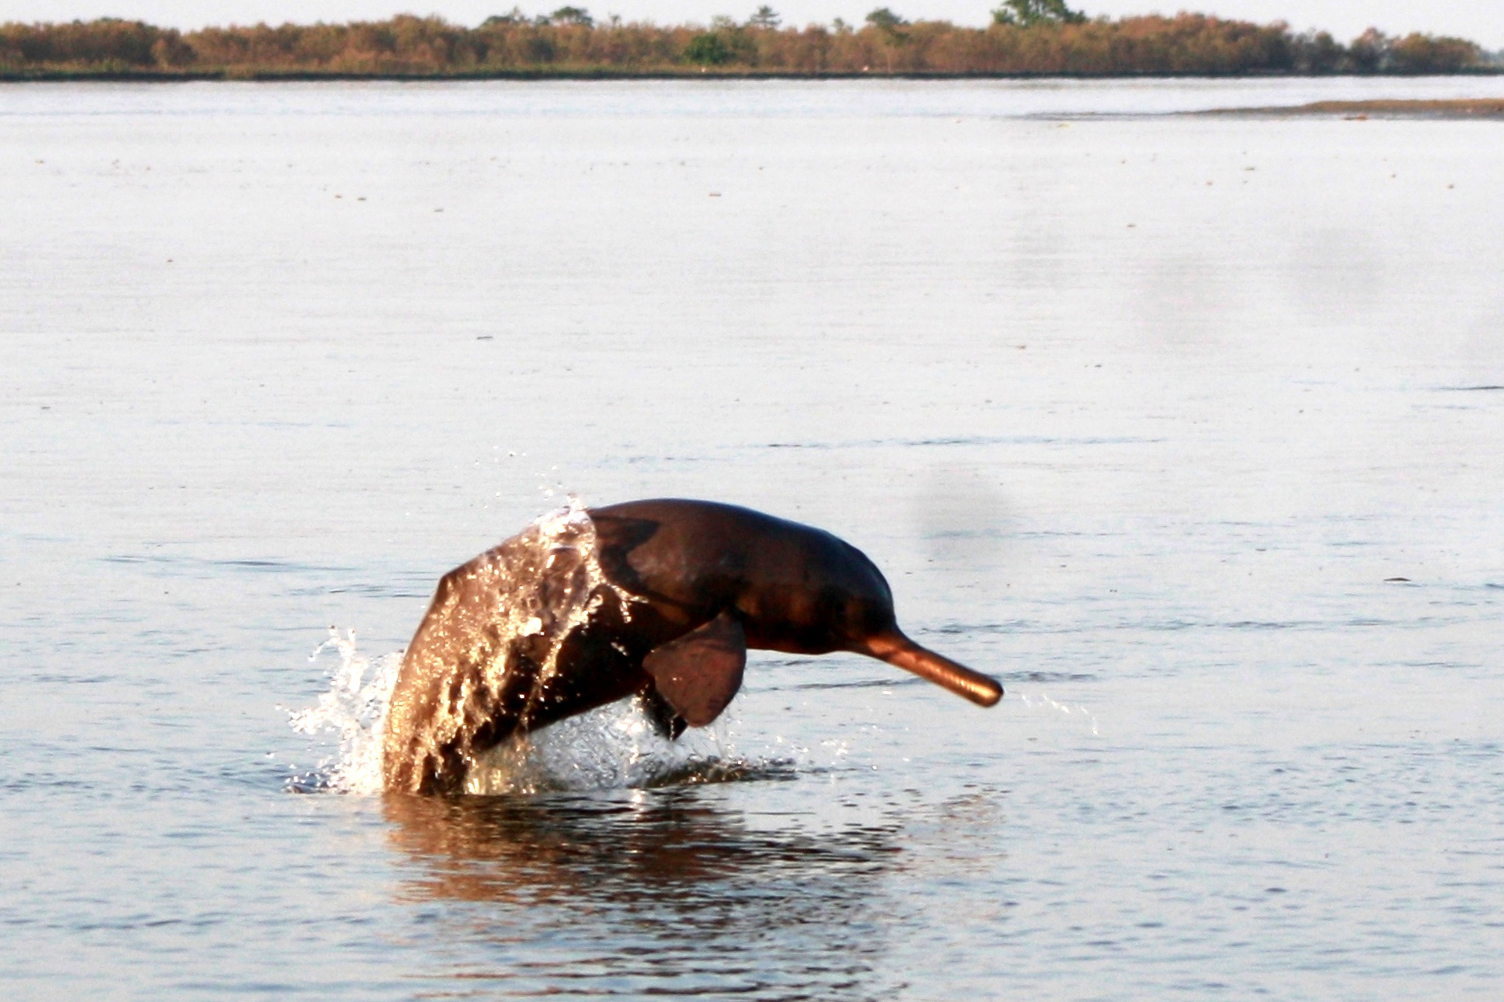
0, 6, 1490, 78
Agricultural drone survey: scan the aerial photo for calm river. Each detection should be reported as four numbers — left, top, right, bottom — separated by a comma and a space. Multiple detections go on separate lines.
3, 77, 1503, 1000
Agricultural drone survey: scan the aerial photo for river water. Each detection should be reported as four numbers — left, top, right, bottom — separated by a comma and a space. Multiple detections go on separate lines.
3, 77, 1502, 1000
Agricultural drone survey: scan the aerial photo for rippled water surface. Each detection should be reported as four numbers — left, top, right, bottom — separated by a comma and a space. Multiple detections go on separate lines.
3, 78, 1503, 1000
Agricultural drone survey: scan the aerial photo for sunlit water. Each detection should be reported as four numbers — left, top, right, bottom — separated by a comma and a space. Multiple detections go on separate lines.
3, 78, 1503, 1000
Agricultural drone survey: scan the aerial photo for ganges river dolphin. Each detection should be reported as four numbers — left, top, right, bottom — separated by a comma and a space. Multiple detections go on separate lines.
383, 499, 1002, 794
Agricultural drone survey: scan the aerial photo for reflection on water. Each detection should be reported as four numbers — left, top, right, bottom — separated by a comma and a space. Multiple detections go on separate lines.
384, 790, 906, 1000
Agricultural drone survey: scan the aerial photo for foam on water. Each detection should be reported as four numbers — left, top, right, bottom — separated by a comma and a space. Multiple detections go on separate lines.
288, 628, 401, 794
462, 699, 794, 795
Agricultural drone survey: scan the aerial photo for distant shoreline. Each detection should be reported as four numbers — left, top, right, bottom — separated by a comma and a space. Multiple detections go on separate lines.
2, 13, 1498, 81
1208, 98, 1504, 118
4, 70, 1504, 83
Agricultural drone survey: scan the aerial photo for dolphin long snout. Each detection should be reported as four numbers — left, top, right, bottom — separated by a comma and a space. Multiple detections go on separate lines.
860, 632, 1003, 707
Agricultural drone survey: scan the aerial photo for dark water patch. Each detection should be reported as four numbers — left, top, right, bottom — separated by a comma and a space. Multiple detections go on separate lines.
1120, 618, 1321, 633
941, 619, 1113, 637
617, 453, 733, 467
786, 676, 924, 691
1013, 528, 1118, 538
136, 627, 237, 653
933, 619, 1034, 635
922, 526, 1012, 541
100, 552, 357, 580
1223, 620, 1315, 631
1, 773, 96, 793
641, 756, 800, 787
223, 757, 300, 792
1010, 671, 1099, 683
26, 672, 120, 684
289, 581, 429, 599
1392, 660, 1478, 671
1136, 616, 1453, 633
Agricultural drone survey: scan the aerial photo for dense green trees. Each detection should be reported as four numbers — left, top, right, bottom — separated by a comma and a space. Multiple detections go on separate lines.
685, 32, 733, 65
993, 0, 1086, 28
0, 10, 1489, 77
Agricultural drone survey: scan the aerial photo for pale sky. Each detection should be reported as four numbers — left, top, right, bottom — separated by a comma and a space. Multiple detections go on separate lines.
2, 1, 1501, 49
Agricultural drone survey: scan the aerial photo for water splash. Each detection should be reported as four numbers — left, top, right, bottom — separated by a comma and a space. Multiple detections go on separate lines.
1018, 691, 1102, 736
463, 698, 793, 795
288, 627, 401, 794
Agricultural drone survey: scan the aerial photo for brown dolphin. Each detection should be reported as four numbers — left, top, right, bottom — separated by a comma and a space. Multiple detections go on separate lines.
382, 499, 1002, 794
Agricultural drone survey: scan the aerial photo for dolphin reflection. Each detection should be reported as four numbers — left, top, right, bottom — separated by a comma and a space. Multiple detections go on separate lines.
383, 790, 907, 999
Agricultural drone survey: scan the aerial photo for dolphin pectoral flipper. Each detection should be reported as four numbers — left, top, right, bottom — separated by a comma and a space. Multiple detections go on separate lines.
642, 610, 747, 728
638, 683, 688, 741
